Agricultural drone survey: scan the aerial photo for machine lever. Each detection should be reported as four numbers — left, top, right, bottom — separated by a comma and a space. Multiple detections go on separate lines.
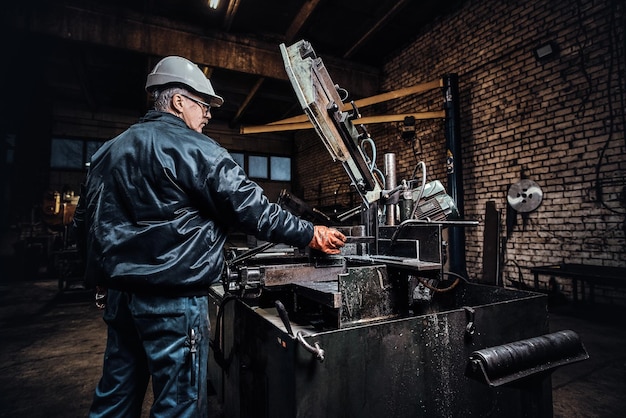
227, 241, 276, 266
382, 182, 406, 201
275, 300, 294, 336
348, 100, 361, 120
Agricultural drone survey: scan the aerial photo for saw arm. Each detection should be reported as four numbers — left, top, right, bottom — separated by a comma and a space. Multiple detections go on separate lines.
280, 40, 383, 205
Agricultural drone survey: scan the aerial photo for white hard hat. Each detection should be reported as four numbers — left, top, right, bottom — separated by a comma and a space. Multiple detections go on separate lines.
145, 56, 224, 107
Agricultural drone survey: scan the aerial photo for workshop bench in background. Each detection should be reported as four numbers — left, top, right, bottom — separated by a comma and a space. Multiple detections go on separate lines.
531, 263, 626, 304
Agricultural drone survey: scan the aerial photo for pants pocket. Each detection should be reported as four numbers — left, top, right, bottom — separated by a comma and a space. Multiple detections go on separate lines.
130, 295, 208, 410
134, 311, 198, 405
177, 327, 199, 404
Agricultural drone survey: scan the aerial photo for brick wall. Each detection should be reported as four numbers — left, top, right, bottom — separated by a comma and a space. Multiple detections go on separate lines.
294, 0, 626, 304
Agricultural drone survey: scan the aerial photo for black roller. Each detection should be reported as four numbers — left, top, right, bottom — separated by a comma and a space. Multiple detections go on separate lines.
466, 330, 589, 387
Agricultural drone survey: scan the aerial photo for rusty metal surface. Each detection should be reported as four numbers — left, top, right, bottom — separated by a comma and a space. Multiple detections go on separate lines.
339, 264, 398, 327
262, 264, 344, 286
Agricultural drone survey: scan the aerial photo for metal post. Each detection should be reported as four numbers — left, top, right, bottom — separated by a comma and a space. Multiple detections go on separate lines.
443, 73, 468, 278
384, 153, 397, 226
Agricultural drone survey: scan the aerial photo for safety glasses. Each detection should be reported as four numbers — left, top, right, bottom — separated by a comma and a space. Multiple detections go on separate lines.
180, 94, 211, 116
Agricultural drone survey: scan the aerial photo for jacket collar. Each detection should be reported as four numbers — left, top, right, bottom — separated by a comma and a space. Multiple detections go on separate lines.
140, 110, 189, 129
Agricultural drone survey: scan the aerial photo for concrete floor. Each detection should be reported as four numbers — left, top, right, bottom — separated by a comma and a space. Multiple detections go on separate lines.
0, 275, 625, 418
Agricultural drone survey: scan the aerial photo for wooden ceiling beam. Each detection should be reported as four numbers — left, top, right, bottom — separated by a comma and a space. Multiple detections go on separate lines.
265, 79, 443, 126
241, 111, 446, 134
6, 3, 379, 97
285, 0, 322, 42
232, 77, 265, 125
343, 0, 411, 59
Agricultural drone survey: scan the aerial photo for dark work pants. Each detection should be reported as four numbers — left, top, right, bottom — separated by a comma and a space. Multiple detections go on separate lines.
88, 289, 210, 418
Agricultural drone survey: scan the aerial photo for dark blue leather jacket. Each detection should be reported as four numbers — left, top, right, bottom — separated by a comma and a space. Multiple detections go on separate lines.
75, 110, 314, 295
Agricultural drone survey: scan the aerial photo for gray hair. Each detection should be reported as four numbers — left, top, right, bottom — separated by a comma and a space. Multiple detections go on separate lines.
151, 86, 189, 111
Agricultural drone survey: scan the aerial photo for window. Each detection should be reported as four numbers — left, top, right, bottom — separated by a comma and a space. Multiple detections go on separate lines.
270, 156, 291, 181
50, 138, 104, 170
50, 139, 83, 169
248, 155, 268, 179
227, 152, 291, 181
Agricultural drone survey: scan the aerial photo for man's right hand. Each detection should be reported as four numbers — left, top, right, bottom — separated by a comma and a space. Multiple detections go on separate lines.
309, 225, 347, 255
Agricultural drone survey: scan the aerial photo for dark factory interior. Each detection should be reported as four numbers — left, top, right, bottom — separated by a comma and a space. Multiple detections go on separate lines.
1, 0, 625, 417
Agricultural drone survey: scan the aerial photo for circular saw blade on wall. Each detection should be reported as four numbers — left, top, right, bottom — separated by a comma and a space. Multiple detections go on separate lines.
507, 179, 543, 212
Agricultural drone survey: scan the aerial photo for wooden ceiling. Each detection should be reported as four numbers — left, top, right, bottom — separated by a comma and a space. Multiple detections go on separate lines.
2, 0, 465, 132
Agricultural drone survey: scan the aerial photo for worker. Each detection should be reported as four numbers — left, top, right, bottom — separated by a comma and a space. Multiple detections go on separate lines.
74, 55, 346, 418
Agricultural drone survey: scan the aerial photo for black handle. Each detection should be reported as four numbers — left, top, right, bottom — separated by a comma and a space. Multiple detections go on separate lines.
275, 300, 293, 336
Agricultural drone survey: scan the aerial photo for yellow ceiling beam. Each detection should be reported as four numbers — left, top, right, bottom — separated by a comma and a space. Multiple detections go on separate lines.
241, 111, 445, 134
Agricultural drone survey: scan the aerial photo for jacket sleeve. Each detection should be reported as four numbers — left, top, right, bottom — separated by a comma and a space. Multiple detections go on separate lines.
203, 149, 314, 248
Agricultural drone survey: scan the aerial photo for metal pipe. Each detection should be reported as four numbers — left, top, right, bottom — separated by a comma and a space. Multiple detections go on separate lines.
443, 74, 468, 277
384, 153, 397, 225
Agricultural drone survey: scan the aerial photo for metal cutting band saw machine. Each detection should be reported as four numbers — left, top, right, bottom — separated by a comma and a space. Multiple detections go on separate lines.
208, 40, 588, 418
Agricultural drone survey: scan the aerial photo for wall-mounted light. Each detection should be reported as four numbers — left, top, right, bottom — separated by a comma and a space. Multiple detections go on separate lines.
401, 116, 416, 142
533, 41, 559, 62
208, 0, 220, 9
